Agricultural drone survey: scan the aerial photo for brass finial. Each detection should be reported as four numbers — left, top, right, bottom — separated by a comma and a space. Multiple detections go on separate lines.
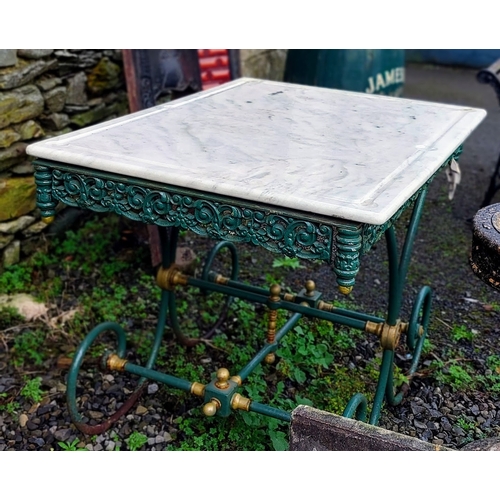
215, 368, 230, 389
270, 283, 281, 298
264, 353, 275, 364
42, 216, 55, 224
203, 399, 220, 417
305, 280, 315, 296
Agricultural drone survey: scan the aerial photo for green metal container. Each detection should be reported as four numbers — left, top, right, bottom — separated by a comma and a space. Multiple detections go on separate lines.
283, 49, 405, 96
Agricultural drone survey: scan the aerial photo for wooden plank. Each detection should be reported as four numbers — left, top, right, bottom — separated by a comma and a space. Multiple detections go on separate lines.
289, 405, 453, 451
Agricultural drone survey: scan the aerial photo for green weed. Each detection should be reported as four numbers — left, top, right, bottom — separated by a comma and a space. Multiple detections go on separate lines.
0, 264, 32, 293
20, 377, 45, 404
12, 329, 47, 367
451, 325, 475, 342
434, 361, 474, 391
126, 431, 148, 451
58, 438, 87, 451
272, 256, 303, 270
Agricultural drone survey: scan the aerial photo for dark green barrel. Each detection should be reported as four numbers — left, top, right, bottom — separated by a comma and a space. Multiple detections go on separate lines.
283, 49, 405, 96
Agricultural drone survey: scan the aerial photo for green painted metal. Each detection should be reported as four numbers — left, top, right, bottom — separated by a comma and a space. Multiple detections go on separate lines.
33, 160, 334, 262
124, 362, 194, 392
236, 313, 302, 383
343, 393, 368, 422
36, 146, 463, 435
248, 402, 291, 422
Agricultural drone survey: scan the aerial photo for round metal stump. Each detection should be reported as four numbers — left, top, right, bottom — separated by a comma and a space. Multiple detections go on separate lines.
470, 203, 500, 291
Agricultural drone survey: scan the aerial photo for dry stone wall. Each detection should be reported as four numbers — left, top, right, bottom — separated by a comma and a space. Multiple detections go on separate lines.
0, 49, 128, 270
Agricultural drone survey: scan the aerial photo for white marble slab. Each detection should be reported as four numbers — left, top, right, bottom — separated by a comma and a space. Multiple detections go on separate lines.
27, 78, 486, 225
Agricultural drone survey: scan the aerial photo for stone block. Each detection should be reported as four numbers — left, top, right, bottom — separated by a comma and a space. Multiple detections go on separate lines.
0, 50, 17, 68
14, 120, 44, 141
0, 84, 44, 128
35, 76, 62, 92
0, 215, 35, 234
0, 58, 57, 90
240, 49, 288, 82
40, 112, 70, 131
17, 50, 54, 59
44, 86, 67, 113
0, 175, 36, 221
289, 405, 453, 451
70, 99, 128, 128
0, 142, 27, 172
87, 57, 122, 95
0, 233, 14, 250
3, 239, 20, 267
66, 71, 88, 106
0, 128, 21, 149
11, 161, 35, 175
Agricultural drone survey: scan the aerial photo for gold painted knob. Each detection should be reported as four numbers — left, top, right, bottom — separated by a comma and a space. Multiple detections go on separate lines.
339, 285, 353, 295
42, 216, 54, 224
215, 368, 230, 389
270, 284, 281, 297
305, 280, 315, 296
264, 353, 275, 364
203, 401, 218, 417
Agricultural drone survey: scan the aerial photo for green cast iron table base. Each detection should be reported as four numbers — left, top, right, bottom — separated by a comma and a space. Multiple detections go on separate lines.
33, 148, 461, 435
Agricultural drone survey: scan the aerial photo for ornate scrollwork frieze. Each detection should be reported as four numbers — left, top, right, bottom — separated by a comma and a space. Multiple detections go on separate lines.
49, 169, 334, 261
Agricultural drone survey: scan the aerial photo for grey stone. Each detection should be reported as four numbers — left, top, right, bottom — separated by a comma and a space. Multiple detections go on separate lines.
40, 112, 70, 131
22, 220, 49, 237
0, 234, 14, 250
0, 215, 35, 234
66, 72, 88, 106
44, 86, 67, 113
53, 427, 72, 442
17, 50, 54, 59
0, 128, 21, 148
0, 58, 57, 90
3, 239, 20, 267
105, 441, 116, 451
155, 435, 165, 444
0, 50, 17, 68
0, 142, 27, 172
36, 76, 62, 92
147, 383, 159, 395
14, 120, 44, 141
0, 85, 44, 128
11, 161, 35, 175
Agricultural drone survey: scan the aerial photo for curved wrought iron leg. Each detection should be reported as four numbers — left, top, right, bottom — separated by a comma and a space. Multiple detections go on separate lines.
158, 227, 240, 346
369, 187, 430, 425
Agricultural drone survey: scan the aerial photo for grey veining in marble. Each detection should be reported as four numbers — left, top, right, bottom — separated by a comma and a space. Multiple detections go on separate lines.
27, 78, 486, 225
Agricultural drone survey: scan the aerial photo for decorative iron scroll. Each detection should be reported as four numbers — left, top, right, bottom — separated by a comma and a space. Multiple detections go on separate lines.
360, 146, 464, 254
50, 169, 334, 261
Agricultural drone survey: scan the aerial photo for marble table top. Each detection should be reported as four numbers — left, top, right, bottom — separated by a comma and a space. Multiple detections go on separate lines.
27, 78, 486, 225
